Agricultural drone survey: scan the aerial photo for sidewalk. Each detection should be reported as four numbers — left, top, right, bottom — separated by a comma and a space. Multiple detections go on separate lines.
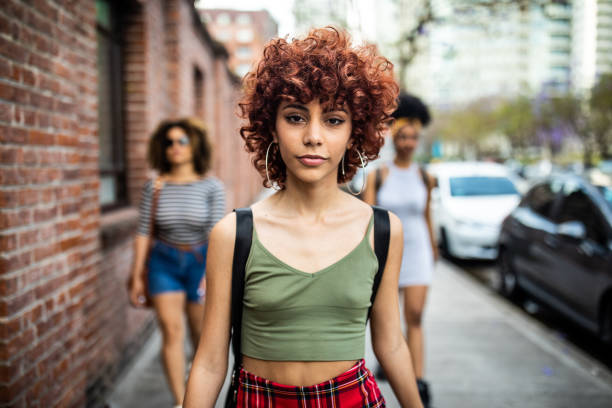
107, 261, 612, 408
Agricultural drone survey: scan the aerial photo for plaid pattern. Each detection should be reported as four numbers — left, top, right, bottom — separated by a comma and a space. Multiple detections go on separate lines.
236, 359, 385, 408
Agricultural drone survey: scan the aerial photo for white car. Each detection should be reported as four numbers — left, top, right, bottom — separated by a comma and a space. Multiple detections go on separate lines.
428, 162, 521, 260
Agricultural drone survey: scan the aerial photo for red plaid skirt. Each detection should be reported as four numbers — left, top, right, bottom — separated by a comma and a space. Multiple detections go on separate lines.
236, 359, 385, 408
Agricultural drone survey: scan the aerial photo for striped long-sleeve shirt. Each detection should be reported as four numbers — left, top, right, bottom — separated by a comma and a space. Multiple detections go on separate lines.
137, 177, 226, 245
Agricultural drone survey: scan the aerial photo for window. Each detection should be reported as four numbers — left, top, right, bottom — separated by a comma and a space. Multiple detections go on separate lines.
236, 14, 251, 25
96, 0, 126, 210
236, 29, 253, 43
521, 182, 557, 218
215, 30, 231, 42
236, 63, 251, 78
449, 177, 518, 197
235, 46, 252, 59
555, 185, 608, 246
216, 13, 231, 25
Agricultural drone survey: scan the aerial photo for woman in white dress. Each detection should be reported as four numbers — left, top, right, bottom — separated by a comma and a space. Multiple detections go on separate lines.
363, 93, 437, 408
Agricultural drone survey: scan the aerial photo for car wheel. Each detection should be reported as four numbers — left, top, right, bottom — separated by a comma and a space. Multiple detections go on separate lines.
498, 247, 521, 299
439, 228, 452, 259
601, 298, 612, 344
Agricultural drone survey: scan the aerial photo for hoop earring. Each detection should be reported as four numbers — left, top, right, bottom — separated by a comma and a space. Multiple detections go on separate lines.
342, 150, 366, 196
265, 142, 281, 191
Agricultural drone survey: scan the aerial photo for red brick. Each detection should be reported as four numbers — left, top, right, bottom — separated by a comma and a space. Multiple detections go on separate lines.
0, 289, 35, 317
0, 191, 18, 208
0, 276, 18, 296
33, 243, 57, 262
0, 362, 21, 385
0, 326, 35, 361
0, 209, 31, 229
0, 37, 28, 64
0, 82, 17, 102
17, 229, 38, 247
0, 146, 23, 164
28, 130, 54, 146
0, 316, 21, 342
27, 53, 53, 72
0, 101, 12, 122
17, 189, 38, 206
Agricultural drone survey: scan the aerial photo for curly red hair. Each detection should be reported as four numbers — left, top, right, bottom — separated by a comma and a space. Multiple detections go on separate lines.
239, 27, 399, 189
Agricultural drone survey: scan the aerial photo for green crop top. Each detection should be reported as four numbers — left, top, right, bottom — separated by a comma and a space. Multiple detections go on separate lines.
240, 215, 378, 361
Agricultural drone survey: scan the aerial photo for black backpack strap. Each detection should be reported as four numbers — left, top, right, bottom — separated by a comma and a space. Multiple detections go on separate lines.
226, 208, 253, 407
368, 206, 390, 320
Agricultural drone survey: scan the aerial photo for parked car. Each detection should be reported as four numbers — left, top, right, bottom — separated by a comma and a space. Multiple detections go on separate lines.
428, 162, 521, 260
498, 173, 612, 342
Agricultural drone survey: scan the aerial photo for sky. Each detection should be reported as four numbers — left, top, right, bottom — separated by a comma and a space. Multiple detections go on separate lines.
197, 0, 296, 37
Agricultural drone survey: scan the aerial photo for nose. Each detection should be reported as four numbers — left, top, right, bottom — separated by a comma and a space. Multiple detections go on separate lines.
303, 120, 323, 146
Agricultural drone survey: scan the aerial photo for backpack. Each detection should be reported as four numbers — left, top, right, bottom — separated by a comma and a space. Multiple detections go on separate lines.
224, 206, 390, 407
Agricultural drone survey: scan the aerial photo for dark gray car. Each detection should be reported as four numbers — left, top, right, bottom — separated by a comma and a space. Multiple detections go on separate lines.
498, 173, 612, 343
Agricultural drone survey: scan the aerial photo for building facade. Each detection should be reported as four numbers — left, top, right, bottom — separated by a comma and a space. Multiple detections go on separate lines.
198, 8, 278, 78
571, 0, 612, 92
0, 0, 260, 406
401, 2, 573, 109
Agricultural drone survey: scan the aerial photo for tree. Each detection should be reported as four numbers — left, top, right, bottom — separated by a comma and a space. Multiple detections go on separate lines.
495, 96, 537, 155
590, 74, 612, 160
539, 93, 594, 166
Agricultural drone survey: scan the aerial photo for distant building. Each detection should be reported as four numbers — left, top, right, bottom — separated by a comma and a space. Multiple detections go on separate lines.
198, 9, 278, 78
400, 2, 573, 109
571, 0, 612, 92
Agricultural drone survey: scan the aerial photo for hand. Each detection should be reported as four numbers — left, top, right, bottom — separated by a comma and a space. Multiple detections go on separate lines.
432, 245, 440, 262
196, 279, 207, 304
128, 275, 147, 307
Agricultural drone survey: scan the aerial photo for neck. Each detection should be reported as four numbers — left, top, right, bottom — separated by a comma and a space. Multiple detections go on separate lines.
167, 163, 198, 180
274, 174, 344, 221
394, 154, 413, 168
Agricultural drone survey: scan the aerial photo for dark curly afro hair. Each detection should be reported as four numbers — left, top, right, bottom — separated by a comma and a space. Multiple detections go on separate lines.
239, 26, 399, 189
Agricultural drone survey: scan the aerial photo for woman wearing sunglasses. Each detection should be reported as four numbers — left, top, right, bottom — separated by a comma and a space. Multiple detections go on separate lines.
127, 117, 226, 408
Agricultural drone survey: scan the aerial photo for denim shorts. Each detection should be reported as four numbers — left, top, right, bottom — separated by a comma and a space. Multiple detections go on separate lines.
147, 240, 207, 302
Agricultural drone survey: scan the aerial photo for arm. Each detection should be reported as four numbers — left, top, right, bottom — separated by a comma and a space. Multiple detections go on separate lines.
128, 182, 153, 307
208, 179, 227, 229
370, 212, 423, 408
423, 173, 438, 261
184, 213, 236, 408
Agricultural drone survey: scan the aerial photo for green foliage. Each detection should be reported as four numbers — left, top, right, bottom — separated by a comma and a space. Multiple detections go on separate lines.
495, 96, 537, 150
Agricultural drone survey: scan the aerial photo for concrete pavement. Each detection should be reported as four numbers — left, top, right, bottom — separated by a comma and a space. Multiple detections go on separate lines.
107, 260, 612, 407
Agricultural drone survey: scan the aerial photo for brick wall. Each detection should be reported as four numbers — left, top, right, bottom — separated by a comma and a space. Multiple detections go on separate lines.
0, 0, 261, 407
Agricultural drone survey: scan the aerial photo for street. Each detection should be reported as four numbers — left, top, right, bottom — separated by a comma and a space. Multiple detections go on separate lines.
107, 259, 612, 408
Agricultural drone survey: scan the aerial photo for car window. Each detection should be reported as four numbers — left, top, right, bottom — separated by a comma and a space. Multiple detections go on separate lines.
449, 176, 518, 196
520, 182, 556, 219
556, 185, 608, 246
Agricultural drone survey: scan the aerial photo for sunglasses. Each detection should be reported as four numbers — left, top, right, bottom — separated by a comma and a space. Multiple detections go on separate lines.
164, 136, 190, 148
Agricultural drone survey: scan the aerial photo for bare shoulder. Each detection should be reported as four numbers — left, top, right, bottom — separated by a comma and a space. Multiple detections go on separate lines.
209, 212, 236, 246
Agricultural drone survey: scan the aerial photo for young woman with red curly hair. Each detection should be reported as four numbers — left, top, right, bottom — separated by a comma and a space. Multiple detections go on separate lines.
184, 27, 423, 408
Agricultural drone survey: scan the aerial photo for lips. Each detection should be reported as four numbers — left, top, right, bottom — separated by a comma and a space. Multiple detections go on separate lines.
297, 154, 328, 166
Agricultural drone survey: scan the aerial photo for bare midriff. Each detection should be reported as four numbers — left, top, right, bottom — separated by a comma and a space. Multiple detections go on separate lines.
242, 355, 359, 386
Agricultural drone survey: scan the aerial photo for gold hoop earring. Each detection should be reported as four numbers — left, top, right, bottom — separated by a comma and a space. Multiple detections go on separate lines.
342, 150, 366, 196
265, 142, 281, 191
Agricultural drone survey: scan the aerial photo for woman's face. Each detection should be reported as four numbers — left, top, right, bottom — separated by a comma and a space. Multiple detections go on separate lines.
393, 119, 422, 158
165, 126, 193, 166
274, 99, 352, 187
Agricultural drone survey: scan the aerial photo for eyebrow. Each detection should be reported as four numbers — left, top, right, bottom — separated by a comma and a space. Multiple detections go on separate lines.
282, 104, 308, 112
282, 103, 348, 114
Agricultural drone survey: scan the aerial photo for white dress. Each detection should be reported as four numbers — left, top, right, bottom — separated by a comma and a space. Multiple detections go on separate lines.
376, 162, 434, 287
